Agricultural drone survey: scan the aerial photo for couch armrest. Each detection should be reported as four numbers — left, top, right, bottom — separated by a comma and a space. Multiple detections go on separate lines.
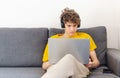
107, 48, 120, 77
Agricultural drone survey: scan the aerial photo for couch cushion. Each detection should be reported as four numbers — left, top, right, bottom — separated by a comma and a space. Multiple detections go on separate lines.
0, 28, 48, 67
49, 26, 107, 65
88, 66, 119, 78
0, 67, 45, 78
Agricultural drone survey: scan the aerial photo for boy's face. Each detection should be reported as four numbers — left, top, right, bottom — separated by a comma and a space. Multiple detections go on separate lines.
64, 22, 78, 37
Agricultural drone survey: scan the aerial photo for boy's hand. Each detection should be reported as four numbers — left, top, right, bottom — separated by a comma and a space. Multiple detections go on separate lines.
85, 58, 93, 69
42, 62, 52, 70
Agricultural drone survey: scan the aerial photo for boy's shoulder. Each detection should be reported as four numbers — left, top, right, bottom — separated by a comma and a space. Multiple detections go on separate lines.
50, 34, 62, 38
77, 32, 91, 37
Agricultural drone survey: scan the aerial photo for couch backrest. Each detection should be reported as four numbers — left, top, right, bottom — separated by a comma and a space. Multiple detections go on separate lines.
0, 28, 48, 67
49, 26, 107, 66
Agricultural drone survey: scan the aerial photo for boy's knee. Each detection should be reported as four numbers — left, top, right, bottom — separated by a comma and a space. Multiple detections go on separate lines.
64, 54, 74, 60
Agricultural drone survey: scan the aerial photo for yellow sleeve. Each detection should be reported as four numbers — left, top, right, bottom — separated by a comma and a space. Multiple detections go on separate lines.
42, 44, 48, 62
89, 35, 97, 51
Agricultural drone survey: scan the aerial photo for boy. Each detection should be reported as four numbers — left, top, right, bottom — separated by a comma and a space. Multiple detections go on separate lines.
42, 8, 100, 78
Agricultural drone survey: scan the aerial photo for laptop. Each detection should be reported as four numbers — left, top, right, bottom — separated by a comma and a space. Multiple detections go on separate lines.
48, 38, 90, 64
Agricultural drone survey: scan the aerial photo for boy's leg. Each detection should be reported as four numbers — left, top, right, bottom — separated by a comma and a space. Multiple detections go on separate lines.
41, 54, 89, 78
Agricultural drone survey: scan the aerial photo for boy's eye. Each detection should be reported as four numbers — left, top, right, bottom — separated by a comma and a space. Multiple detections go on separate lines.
73, 25, 77, 27
67, 25, 71, 27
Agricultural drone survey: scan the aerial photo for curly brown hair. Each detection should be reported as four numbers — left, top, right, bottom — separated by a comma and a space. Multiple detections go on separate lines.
60, 8, 81, 28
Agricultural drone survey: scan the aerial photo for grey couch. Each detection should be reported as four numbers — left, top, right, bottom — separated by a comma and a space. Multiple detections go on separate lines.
0, 26, 120, 78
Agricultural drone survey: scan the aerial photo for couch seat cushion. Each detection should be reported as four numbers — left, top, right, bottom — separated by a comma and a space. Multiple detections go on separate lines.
0, 67, 45, 78
88, 66, 119, 78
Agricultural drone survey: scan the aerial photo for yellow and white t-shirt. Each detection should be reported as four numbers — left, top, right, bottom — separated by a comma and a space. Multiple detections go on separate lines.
42, 32, 97, 62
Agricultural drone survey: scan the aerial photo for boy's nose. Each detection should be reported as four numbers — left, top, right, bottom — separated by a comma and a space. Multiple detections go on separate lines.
70, 27, 75, 31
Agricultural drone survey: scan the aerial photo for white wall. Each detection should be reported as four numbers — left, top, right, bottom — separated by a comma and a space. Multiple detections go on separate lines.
0, 0, 120, 49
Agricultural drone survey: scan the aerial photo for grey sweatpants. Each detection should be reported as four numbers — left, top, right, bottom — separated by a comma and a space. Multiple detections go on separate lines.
41, 54, 90, 78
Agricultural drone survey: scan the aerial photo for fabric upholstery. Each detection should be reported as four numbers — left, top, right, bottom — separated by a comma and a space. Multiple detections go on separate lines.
88, 66, 119, 78
0, 28, 48, 67
49, 26, 107, 66
107, 48, 120, 77
0, 26, 119, 78
0, 67, 45, 78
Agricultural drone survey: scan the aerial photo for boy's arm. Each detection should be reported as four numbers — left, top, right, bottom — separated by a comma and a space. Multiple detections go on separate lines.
86, 50, 100, 68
